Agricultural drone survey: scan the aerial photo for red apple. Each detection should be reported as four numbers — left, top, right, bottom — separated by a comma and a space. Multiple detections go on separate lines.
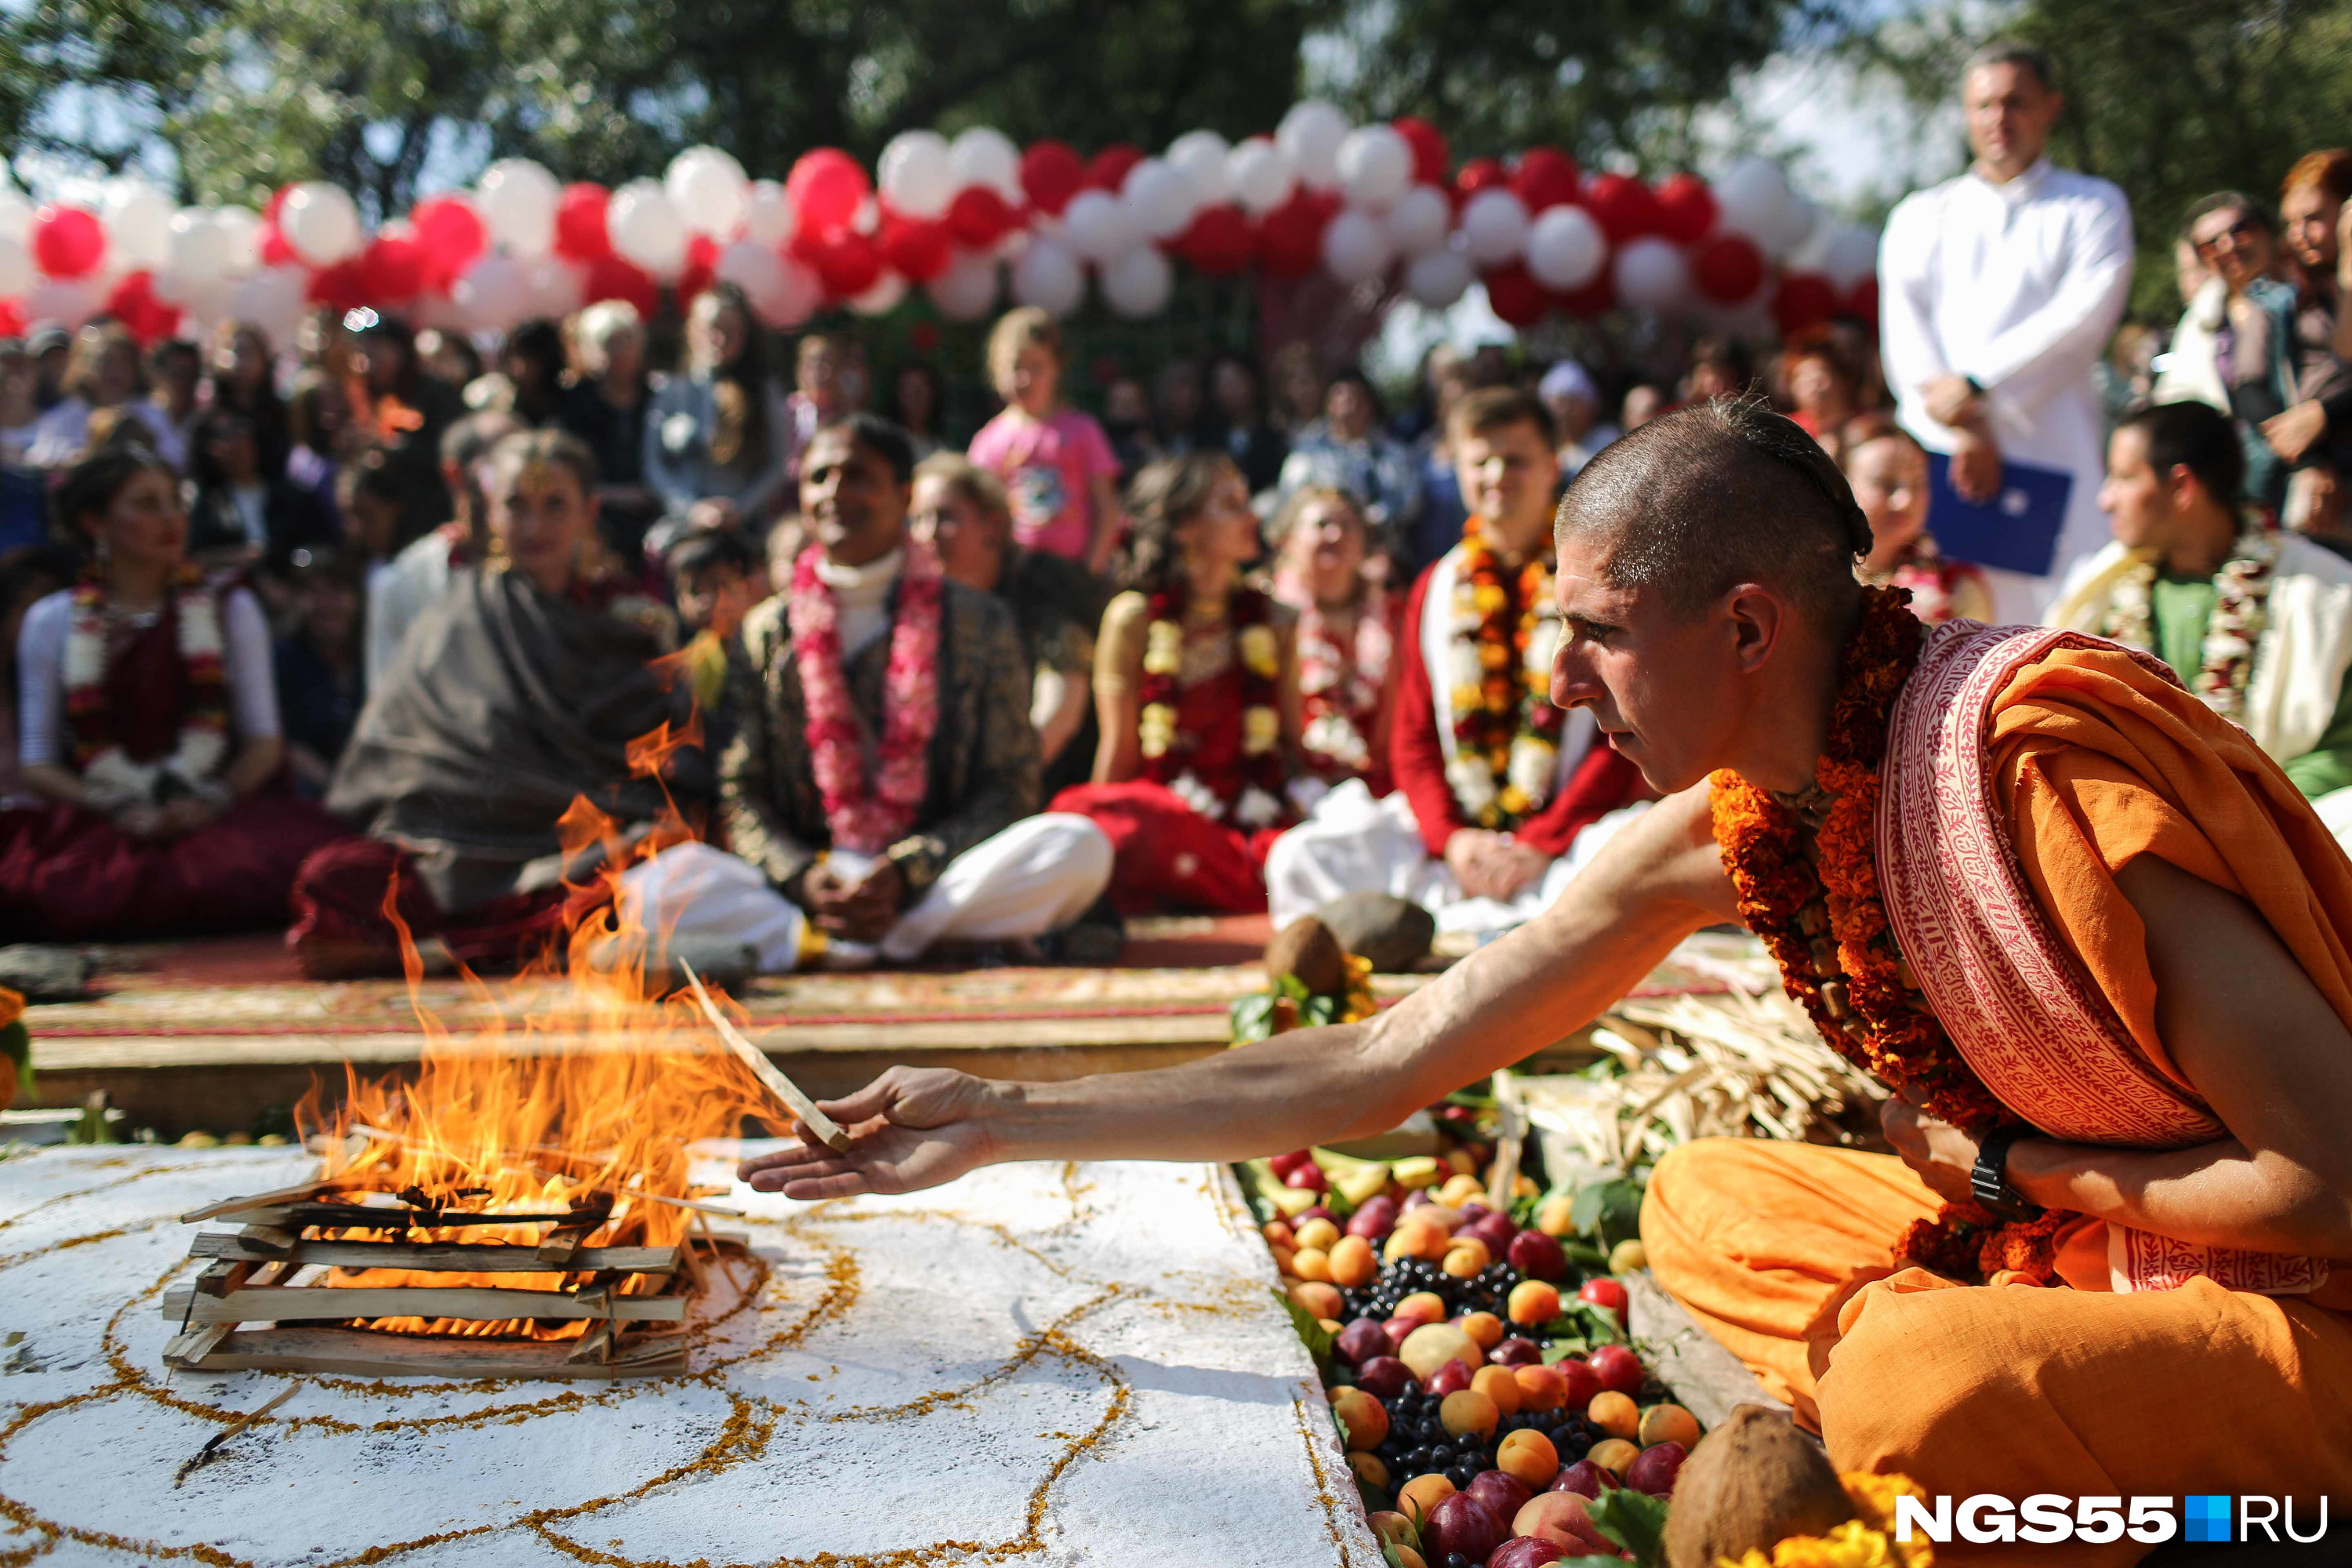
1577, 1278, 1628, 1316
1554, 1358, 1602, 1411
1551, 1460, 1618, 1498
1588, 1344, 1644, 1397
1624, 1440, 1686, 1497
1508, 1230, 1569, 1281
1424, 1494, 1505, 1566
1465, 1468, 1533, 1521
1486, 1539, 1566, 1568
1337, 1318, 1391, 1366
1355, 1356, 1417, 1401
1425, 1359, 1475, 1396
1269, 1150, 1316, 1179
1487, 1337, 1543, 1368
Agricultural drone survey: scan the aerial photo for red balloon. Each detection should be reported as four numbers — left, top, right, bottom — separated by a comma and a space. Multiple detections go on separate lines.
1258, 190, 1336, 279
256, 224, 297, 270
1178, 204, 1256, 276
789, 149, 871, 234
1483, 263, 1550, 327
677, 234, 720, 305
1690, 233, 1765, 303
583, 255, 659, 317
1508, 149, 1580, 213
1020, 141, 1086, 217
1084, 145, 1145, 194
412, 196, 488, 293
880, 214, 952, 283
555, 183, 613, 262
1773, 272, 1839, 336
1392, 117, 1450, 187
1555, 272, 1617, 319
809, 228, 882, 298
32, 205, 107, 279
1844, 276, 1881, 328
103, 272, 180, 344
1456, 158, 1508, 199
263, 186, 292, 225
305, 260, 372, 314
1653, 174, 1719, 245
945, 186, 1013, 249
0, 299, 23, 339
360, 234, 426, 301
1581, 173, 1662, 242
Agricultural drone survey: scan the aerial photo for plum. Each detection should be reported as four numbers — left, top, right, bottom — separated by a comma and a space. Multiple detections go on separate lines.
1298, 1204, 1337, 1227
1423, 1493, 1505, 1567
1347, 1196, 1400, 1240
1402, 1189, 1432, 1212
1467, 1214, 1518, 1254
1284, 1163, 1330, 1192
1550, 1459, 1618, 1498
1555, 1357, 1602, 1411
1425, 1358, 1475, 1397
1382, 1318, 1419, 1354
1514, 1493, 1614, 1555
1355, 1356, 1417, 1400
1486, 1538, 1566, 1568
1269, 1150, 1316, 1179
1624, 1439, 1686, 1497
1465, 1468, 1533, 1521
1458, 1201, 1493, 1225
1487, 1337, 1543, 1368
1577, 1278, 1628, 1316
1507, 1230, 1569, 1282
1336, 1318, 1390, 1367
1588, 1344, 1644, 1397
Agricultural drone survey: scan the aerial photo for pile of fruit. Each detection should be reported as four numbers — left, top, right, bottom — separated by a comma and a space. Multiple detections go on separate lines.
1246, 1139, 1696, 1568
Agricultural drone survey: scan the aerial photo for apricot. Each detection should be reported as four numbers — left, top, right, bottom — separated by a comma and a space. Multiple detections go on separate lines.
1439, 1171, 1488, 1206
1289, 1280, 1344, 1320
1514, 1492, 1610, 1555
1513, 1363, 1566, 1412
1397, 1472, 1456, 1522
1457, 1310, 1504, 1349
1416, 1204, 1464, 1234
1368, 1512, 1416, 1548
1386, 1220, 1451, 1263
1270, 1244, 1298, 1276
1396, 1291, 1449, 1327
1290, 1247, 1333, 1283
1439, 1388, 1499, 1440
1318, 1317, 1343, 1335
1262, 1220, 1296, 1248
1496, 1428, 1560, 1489
1587, 1390, 1639, 1440
1585, 1437, 1639, 1477
1440, 1237, 1492, 1278
1294, 1216, 1341, 1252
1330, 1387, 1389, 1451
1346, 1450, 1389, 1490
1392, 1549, 1426, 1568
1534, 1194, 1575, 1236
1471, 1364, 1523, 1417
1609, 1239, 1649, 1274
1506, 1279, 1561, 1326
1637, 1402, 1701, 1450
1444, 1148, 1479, 1176
1399, 1321, 1483, 1381
1327, 1234, 1378, 1288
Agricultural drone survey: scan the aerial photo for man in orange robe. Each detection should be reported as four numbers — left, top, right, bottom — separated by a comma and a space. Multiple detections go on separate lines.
731, 401, 2352, 1564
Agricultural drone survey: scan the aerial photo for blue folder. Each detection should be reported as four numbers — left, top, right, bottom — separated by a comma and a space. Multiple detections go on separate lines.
1924, 452, 2074, 579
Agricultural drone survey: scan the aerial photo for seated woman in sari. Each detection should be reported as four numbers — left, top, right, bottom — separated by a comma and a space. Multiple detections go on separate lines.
289, 429, 709, 978
1051, 453, 1301, 913
5, 452, 349, 939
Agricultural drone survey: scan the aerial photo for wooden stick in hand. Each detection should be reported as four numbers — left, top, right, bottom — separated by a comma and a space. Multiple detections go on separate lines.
678, 962, 851, 1152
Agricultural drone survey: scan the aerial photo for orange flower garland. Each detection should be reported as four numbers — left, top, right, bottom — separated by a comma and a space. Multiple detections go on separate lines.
1711, 586, 2068, 1284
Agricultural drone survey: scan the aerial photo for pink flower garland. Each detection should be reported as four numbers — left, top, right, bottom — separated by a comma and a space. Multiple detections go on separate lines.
787, 541, 944, 855
1296, 581, 1392, 782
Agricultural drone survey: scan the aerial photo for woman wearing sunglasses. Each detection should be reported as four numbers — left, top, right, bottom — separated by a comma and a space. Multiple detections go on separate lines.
2154, 192, 2303, 509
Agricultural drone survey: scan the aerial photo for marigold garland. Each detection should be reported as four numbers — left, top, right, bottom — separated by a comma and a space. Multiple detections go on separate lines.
1719, 1472, 1936, 1568
1710, 586, 2070, 1285
1446, 517, 1566, 827
1138, 579, 1287, 827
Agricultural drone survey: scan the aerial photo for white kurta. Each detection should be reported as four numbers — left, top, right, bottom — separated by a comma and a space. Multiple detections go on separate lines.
1879, 158, 2134, 624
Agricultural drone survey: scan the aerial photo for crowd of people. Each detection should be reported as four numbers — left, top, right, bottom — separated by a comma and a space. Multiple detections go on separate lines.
12, 37, 2352, 976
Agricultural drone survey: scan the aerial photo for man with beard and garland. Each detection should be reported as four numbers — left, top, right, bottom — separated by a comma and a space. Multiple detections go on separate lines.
736, 400, 2352, 1559
1263, 387, 1652, 938
2048, 399, 2352, 832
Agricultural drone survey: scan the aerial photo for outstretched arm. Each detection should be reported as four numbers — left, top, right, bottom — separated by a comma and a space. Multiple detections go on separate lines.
741, 781, 1737, 1197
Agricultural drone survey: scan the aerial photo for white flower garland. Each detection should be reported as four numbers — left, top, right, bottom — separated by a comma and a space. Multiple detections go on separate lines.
65, 583, 231, 813
2100, 521, 2280, 727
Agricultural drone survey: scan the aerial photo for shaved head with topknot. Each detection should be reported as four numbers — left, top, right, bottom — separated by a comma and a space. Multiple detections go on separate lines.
1555, 397, 1874, 626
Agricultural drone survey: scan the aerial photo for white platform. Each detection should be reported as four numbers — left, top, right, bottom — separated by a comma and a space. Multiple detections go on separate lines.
0, 1145, 1380, 1568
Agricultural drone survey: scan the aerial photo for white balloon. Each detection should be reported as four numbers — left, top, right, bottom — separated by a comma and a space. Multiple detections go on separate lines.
1820, 222, 1879, 291
163, 275, 235, 325
927, 249, 1000, 321
453, 252, 531, 330
1459, 189, 1530, 267
0, 190, 31, 245
1612, 236, 1690, 313
0, 234, 30, 297
608, 179, 688, 279
1712, 156, 1793, 248
1404, 247, 1473, 307
525, 256, 585, 318
23, 274, 109, 328
1010, 236, 1084, 316
165, 209, 234, 285
1165, 131, 1232, 206
1121, 158, 1198, 242
222, 263, 307, 342
849, 271, 908, 317
211, 207, 261, 273
949, 127, 1024, 203
1277, 101, 1350, 191
1384, 185, 1451, 257
742, 180, 798, 247
877, 130, 956, 220
1767, 195, 1821, 263
1061, 190, 1134, 263
666, 146, 750, 238
279, 181, 363, 267
1524, 205, 1607, 291
478, 158, 561, 257
1337, 125, 1413, 211
760, 258, 823, 328
713, 235, 784, 297
1226, 137, 1296, 216
103, 180, 175, 271
1319, 209, 1392, 285
1100, 245, 1174, 318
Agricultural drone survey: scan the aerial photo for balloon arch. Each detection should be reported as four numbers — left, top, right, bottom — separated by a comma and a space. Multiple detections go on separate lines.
0, 103, 1881, 351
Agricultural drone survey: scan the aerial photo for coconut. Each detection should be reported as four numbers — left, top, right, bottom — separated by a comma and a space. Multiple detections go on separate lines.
1265, 916, 1349, 997
1661, 1404, 1857, 1568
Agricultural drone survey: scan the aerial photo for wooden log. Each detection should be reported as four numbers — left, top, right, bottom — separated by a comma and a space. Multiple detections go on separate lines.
235, 1225, 299, 1258
535, 1203, 611, 1269
162, 1323, 235, 1364
193, 1259, 251, 1299
179, 1182, 346, 1224
165, 1325, 688, 1381
159, 1281, 689, 1325
186, 1232, 680, 1275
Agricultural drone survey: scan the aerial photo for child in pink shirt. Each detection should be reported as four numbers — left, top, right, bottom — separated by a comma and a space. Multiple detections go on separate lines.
967, 308, 1123, 572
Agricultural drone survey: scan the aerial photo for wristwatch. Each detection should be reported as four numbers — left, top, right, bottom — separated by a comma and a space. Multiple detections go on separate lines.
1971, 1123, 2043, 1221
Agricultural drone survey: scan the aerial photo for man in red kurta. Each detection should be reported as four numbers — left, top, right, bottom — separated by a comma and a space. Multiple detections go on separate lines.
1265, 387, 1646, 933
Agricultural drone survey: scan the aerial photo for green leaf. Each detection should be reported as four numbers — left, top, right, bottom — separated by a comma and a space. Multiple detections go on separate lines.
1587, 1486, 1671, 1567
1540, 1337, 1592, 1363
0, 1020, 29, 1091
1274, 972, 1313, 1002
1229, 993, 1280, 1044
1538, 1301, 1628, 1348
1300, 992, 1341, 1028
1570, 1178, 1646, 1249
1274, 1287, 1336, 1377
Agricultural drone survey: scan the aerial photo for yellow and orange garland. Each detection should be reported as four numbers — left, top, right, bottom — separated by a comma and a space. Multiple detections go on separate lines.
1719, 1472, 1936, 1568
1446, 517, 1566, 827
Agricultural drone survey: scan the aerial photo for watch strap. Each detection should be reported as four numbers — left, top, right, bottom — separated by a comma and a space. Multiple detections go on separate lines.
1971, 1123, 2042, 1220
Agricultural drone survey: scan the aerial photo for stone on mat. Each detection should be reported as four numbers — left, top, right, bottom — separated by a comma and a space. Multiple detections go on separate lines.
1264, 916, 1349, 996
0, 946, 90, 1002
1316, 892, 1435, 973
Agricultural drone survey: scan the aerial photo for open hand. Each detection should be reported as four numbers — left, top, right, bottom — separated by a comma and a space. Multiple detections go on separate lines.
2264, 399, 2328, 464
1880, 1099, 1984, 1207
738, 1066, 1006, 1200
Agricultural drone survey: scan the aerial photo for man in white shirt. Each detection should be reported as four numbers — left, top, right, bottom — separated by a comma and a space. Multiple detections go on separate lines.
1879, 41, 2134, 623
